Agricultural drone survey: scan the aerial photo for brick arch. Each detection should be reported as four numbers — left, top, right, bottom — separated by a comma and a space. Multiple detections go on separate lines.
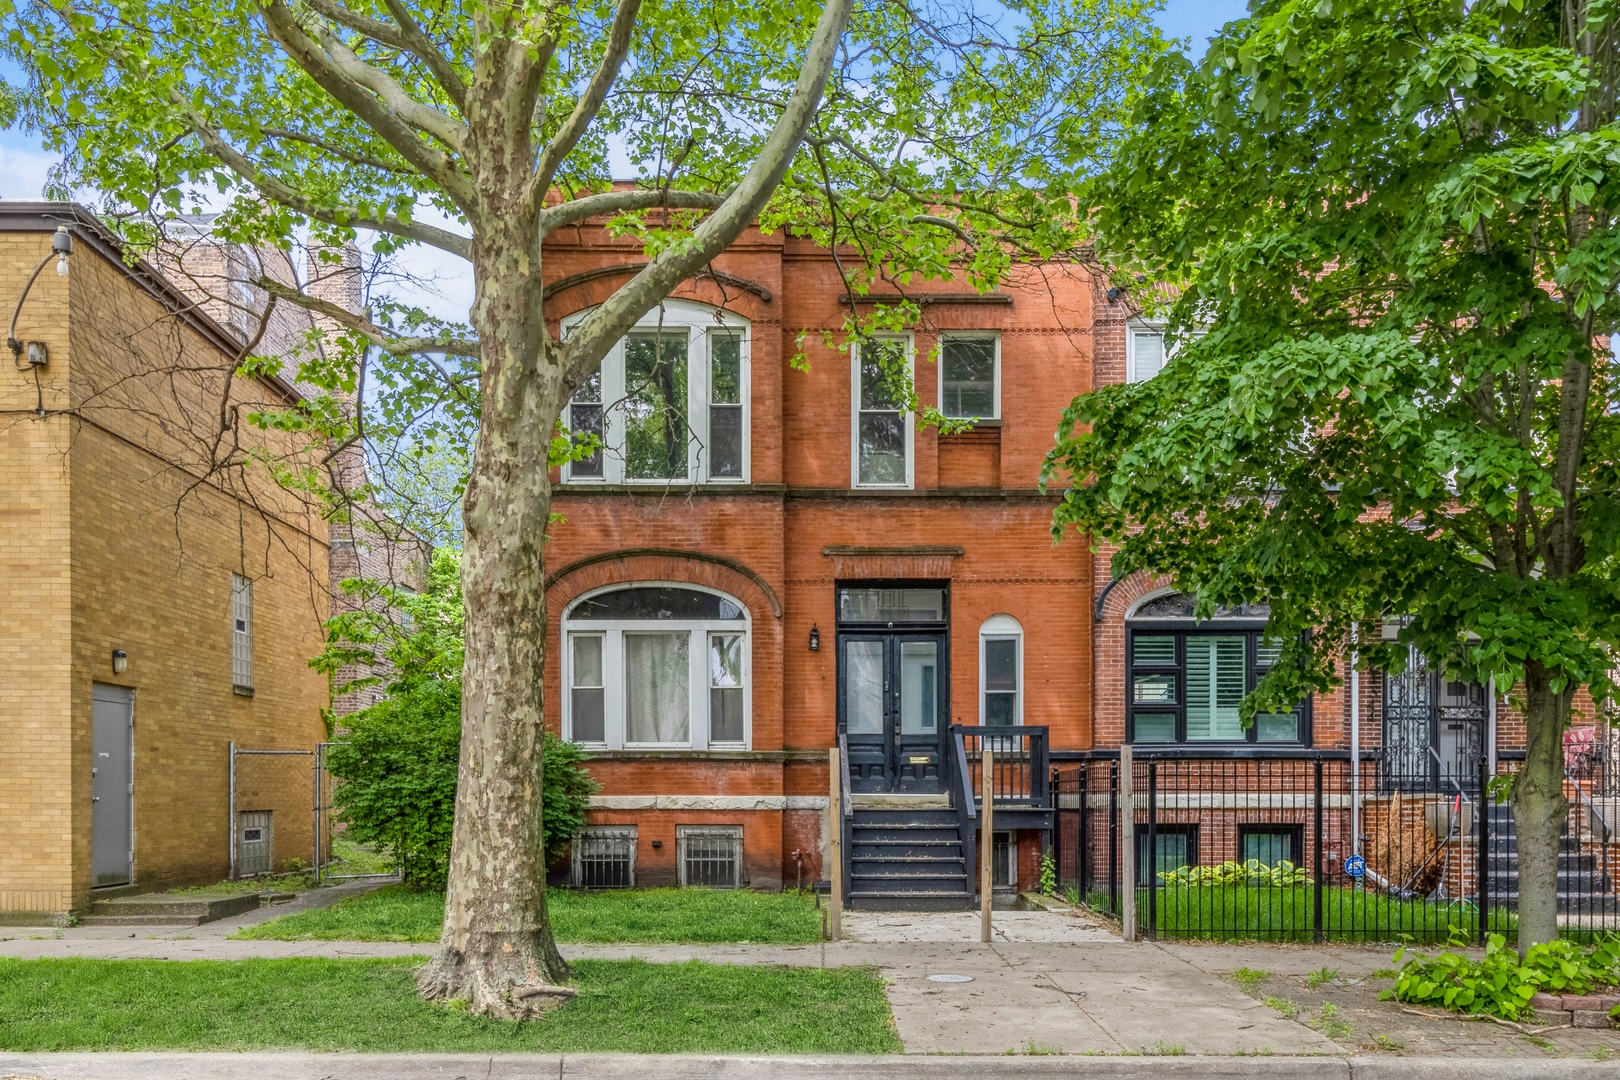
542, 274, 773, 330
545, 548, 783, 621
1096, 569, 1172, 626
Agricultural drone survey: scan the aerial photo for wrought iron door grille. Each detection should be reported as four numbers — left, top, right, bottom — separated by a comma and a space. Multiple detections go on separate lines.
572, 826, 636, 888
677, 825, 742, 888
1381, 650, 1486, 794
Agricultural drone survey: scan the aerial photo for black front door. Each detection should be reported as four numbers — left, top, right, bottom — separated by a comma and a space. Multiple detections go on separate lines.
840, 633, 947, 792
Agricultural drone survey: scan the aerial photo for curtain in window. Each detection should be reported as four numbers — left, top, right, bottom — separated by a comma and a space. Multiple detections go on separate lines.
626, 633, 690, 742
1185, 636, 1245, 740
845, 640, 884, 734
709, 633, 745, 743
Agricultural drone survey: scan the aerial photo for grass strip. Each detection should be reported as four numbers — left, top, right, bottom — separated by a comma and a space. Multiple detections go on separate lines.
235, 885, 822, 944
1142, 884, 1513, 943
0, 957, 899, 1054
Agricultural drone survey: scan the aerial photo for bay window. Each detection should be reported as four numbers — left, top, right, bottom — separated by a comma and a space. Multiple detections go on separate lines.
564, 585, 750, 749
562, 301, 749, 484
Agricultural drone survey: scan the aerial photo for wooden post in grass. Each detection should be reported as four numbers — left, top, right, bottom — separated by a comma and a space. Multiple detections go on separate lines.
981, 746, 994, 942
829, 745, 843, 941
1120, 744, 1136, 942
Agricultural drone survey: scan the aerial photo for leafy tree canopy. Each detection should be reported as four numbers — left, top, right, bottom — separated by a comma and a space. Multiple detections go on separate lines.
1050, 0, 1620, 716
1046, 0, 1620, 950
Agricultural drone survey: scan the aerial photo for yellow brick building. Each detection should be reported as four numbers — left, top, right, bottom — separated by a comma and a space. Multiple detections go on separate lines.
0, 203, 331, 923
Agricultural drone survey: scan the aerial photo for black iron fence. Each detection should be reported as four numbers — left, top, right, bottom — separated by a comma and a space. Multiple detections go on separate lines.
1054, 749, 1620, 943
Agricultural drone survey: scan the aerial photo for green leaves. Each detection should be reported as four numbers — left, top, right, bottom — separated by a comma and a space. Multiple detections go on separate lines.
1054, 0, 1620, 723
1385, 935, 1620, 1020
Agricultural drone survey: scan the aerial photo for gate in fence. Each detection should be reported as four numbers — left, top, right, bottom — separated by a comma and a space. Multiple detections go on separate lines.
228, 741, 388, 883
1054, 740, 1619, 943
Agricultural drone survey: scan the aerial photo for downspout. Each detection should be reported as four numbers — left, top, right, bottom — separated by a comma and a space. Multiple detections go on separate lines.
1350, 625, 1361, 859
1487, 677, 1497, 774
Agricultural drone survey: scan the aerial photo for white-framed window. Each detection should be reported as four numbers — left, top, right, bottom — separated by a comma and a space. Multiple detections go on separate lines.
979, 613, 1023, 725
852, 334, 914, 488
939, 333, 1000, 420
563, 583, 750, 750
1127, 320, 1207, 383
231, 574, 253, 694
561, 300, 750, 484
1127, 322, 1166, 383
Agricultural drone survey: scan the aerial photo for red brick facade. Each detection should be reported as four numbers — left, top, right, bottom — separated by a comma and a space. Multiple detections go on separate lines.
541, 222, 1096, 888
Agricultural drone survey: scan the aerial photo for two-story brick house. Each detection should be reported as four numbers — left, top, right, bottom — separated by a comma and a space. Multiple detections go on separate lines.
540, 219, 1099, 902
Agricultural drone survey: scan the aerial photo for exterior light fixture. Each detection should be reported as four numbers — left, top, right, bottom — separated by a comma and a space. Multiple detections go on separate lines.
8, 225, 73, 368
1105, 287, 1123, 303
809, 625, 820, 652
111, 649, 128, 675
54, 226, 72, 277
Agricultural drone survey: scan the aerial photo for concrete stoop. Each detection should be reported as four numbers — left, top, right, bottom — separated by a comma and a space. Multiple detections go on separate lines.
79, 893, 262, 927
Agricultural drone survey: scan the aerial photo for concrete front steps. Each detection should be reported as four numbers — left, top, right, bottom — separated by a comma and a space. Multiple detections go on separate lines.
80, 893, 263, 927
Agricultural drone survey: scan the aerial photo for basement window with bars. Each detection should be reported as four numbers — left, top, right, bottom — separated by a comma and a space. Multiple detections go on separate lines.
677, 825, 743, 888
231, 574, 254, 695
572, 826, 637, 889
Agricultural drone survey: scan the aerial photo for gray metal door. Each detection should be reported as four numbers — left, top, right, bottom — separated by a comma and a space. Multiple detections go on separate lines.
238, 810, 273, 876
91, 684, 133, 886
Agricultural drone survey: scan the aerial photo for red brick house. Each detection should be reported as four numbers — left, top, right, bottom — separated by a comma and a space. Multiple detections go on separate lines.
539, 220, 1618, 915
540, 217, 1097, 904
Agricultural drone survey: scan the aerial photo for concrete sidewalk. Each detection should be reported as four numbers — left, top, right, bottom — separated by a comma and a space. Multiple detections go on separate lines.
4, 903, 1618, 1059
2, 1053, 1619, 1080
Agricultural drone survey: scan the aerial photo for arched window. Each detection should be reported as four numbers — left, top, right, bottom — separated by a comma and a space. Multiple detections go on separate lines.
979, 614, 1023, 726
561, 300, 750, 484
564, 584, 750, 750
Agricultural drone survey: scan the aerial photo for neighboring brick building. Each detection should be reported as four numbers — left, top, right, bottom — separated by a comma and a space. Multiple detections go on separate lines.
0, 204, 332, 923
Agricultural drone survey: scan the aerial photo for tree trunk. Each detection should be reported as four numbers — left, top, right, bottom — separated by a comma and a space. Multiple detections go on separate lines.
415, 209, 574, 1018
1511, 660, 1570, 956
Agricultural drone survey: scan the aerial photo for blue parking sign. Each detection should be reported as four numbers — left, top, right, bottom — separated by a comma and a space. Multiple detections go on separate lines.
1344, 854, 1366, 878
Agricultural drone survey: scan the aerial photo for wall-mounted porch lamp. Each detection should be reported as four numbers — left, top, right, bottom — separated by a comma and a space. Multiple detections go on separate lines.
7, 225, 73, 370
111, 649, 128, 675
809, 624, 821, 652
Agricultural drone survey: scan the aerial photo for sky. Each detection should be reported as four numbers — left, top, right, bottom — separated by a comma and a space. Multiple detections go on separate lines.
0, 1, 1249, 321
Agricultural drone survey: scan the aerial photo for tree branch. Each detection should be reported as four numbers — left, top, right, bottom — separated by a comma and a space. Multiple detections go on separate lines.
560, 0, 853, 391
389, 0, 470, 112
529, 0, 642, 208
172, 91, 474, 259
258, 0, 475, 207
539, 188, 728, 234
297, 0, 467, 112
256, 277, 481, 360
260, 126, 411, 173
307, 21, 467, 152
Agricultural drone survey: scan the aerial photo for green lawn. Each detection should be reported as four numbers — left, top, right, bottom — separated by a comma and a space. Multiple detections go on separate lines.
235, 886, 823, 944
1139, 884, 1513, 943
0, 957, 899, 1053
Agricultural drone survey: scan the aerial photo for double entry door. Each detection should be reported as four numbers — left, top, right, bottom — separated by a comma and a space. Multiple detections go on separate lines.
840, 633, 947, 792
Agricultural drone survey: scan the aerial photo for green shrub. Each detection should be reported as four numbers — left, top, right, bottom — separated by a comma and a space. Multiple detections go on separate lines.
1157, 859, 1309, 888
1382, 933, 1620, 1020
320, 550, 596, 887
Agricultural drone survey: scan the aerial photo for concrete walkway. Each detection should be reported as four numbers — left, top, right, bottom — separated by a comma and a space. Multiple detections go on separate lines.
3, 1052, 1620, 1080
4, 901, 1619, 1061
